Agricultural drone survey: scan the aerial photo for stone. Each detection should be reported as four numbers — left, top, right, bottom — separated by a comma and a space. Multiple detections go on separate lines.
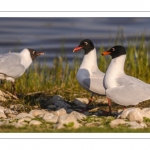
29, 109, 47, 117
142, 108, 150, 112
4, 108, 13, 114
55, 114, 82, 129
119, 107, 136, 119
110, 119, 126, 128
18, 117, 32, 123
127, 108, 144, 122
42, 113, 58, 123
10, 104, 24, 111
70, 111, 86, 120
126, 121, 147, 129
0, 112, 7, 119
47, 105, 57, 110
0, 90, 10, 101
29, 120, 42, 126
83, 111, 91, 116
5, 108, 18, 115
54, 101, 71, 109
0, 106, 4, 112
16, 113, 34, 119
142, 108, 150, 118
43, 115, 58, 123
53, 108, 67, 116
46, 95, 71, 109
48, 95, 65, 103
94, 98, 108, 104
7, 114, 17, 118
72, 98, 88, 107
13, 122, 28, 128
73, 98, 89, 105
65, 109, 73, 113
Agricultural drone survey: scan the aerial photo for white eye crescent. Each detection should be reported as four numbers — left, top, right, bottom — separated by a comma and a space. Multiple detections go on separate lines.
84, 42, 88, 45
33, 51, 35, 54
112, 48, 115, 51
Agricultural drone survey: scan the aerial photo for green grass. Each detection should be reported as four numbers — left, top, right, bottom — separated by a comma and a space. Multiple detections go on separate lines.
12, 35, 150, 98
1, 34, 150, 132
0, 124, 150, 133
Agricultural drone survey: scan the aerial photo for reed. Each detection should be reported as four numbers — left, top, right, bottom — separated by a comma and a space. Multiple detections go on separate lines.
3, 34, 150, 102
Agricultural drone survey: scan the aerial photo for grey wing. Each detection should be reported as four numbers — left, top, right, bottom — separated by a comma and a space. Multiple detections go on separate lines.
83, 76, 106, 95
0, 54, 26, 78
106, 83, 150, 106
116, 75, 148, 87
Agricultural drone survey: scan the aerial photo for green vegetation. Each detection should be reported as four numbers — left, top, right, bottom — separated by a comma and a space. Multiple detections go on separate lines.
4, 35, 150, 100
1, 34, 150, 132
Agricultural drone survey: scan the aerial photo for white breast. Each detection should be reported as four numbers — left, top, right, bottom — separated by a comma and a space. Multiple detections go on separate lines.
20, 49, 32, 69
104, 55, 126, 89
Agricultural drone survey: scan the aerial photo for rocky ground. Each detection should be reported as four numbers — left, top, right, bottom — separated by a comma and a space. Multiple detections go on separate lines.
0, 90, 150, 131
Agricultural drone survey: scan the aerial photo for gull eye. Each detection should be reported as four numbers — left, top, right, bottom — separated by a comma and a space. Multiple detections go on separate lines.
112, 48, 115, 51
84, 42, 88, 45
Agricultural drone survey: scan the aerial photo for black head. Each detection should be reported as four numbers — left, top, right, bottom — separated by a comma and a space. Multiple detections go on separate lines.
73, 39, 94, 55
28, 48, 44, 60
102, 45, 126, 59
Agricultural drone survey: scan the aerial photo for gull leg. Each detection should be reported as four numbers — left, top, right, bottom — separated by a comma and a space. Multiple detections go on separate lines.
11, 81, 16, 96
107, 98, 112, 114
88, 93, 94, 104
98, 98, 112, 116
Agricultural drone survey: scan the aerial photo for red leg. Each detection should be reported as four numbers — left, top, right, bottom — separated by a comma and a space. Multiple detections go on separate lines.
88, 93, 94, 104
107, 98, 112, 114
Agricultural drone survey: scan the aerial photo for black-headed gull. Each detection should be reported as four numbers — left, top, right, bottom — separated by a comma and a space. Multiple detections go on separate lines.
0, 48, 44, 95
73, 39, 105, 103
102, 45, 150, 113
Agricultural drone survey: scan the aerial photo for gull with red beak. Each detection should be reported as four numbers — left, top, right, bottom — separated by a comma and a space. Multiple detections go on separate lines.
0, 48, 44, 96
73, 39, 105, 105
102, 45, 150, 114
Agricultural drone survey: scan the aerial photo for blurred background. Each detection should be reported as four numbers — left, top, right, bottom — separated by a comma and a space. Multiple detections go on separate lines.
0, 17, 150, 66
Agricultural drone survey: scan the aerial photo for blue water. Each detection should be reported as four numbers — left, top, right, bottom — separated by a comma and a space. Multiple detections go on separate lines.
0, 17, 150, 66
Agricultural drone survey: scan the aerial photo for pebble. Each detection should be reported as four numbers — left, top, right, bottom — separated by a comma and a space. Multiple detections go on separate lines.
127, 108, 144, 122
94, 98, 108, 104
142, 108, 150, 118
29, 120, 42, 126
55, 114, 82, 129
16, 113, 34, 119
46, 95, 71, 109
42, 113, 58, 123
0, 106, 4, 112
10, 104, 24, 111
110, 119, 126, 128
126, 121, 147, 129
119, 107, 137, 119
70, 111, 86, 120
73, 98, 89, 105
0, 112, 7, 119
1, 93, 150, 130
53, 108, 67, 116
18, 117, 32, 123
29, 109, 47, 117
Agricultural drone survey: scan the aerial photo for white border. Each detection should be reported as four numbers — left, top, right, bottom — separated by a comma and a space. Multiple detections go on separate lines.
0, 133, 150, 139
1, 0, 150, 12
0, 12, 150, 17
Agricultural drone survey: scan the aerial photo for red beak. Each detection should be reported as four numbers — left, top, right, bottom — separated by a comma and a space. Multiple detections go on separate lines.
73, 46, 83, 52
101, 51, 111, 56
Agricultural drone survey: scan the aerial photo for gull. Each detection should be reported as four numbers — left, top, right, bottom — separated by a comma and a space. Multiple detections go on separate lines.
102, 45, 150, 113
0, 48, 44, 96
73, 39, 105, 104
